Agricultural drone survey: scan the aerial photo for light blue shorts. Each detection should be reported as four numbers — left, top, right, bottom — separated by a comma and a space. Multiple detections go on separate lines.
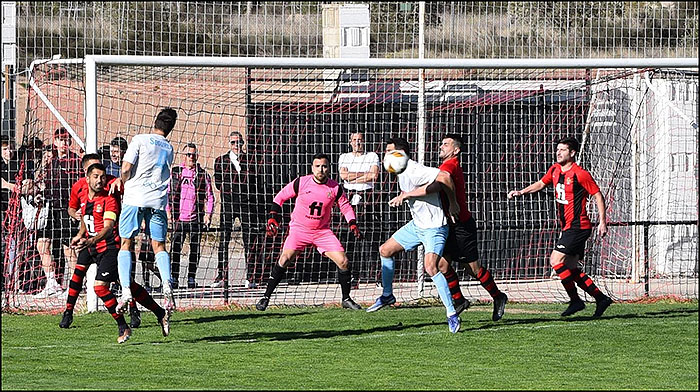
391, 220, 448, 256
119, 205, 168, 242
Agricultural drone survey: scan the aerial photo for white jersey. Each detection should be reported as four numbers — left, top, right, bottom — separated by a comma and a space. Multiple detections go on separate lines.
338, 151, 380, 191
397, 159, 446, 229
122, 133, 174, 210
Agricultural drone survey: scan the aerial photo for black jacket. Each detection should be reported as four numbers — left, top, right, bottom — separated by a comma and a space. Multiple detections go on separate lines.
213, 152, 258, 218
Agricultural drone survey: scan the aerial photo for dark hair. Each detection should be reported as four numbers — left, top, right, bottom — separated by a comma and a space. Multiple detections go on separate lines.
557, 137, 580, 153
154, 108, 177, 136
17, 137, 44, 160
443, 133, 464, 151
185, 142, 197, 150
28, 137, 44, 149
312, 152, 330, 164
387, 136, 410, 155
54, 127, 72, 144
86, 162, 106, 175
110, 137, 128, 151
98, 144, 111, 160
0, 134, 10, 147
81, 153, 102, 167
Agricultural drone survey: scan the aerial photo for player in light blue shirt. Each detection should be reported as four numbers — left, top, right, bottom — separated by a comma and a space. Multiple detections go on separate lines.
366, 136, 463, 333
115, 108, 177, 319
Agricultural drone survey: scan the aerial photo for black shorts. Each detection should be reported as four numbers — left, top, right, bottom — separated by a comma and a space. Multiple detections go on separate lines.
554, 228, 592, 259
443, 216, 479, 264
77, 248, 120, 283
38, 208, 79, 246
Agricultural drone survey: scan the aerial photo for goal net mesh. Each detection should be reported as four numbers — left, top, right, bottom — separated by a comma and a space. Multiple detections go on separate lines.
4, 61, 697, 311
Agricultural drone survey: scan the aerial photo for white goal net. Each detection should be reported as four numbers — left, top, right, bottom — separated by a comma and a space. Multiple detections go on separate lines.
3, 57, 698, 311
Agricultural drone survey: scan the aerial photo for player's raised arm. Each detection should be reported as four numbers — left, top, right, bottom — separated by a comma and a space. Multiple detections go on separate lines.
120, 161, 134, 184
507, 180, 547, 199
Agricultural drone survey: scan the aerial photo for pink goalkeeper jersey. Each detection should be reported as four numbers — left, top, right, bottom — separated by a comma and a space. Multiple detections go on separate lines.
273, 175, 356, 230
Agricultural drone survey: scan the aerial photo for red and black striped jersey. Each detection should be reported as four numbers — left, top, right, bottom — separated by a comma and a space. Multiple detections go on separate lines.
439, 157, 472, 222
541, 163, 600, 230
80, 190, 121, 254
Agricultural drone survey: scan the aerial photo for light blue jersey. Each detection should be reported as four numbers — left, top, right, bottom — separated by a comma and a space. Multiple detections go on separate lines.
122, 133, 174, 210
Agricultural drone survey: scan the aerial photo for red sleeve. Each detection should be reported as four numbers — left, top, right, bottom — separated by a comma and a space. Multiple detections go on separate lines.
103, 194, 120, 221
577, 168, 600, 195
439, 159, 457, 177
540, 165, 556, 186
68, 180, 81, 210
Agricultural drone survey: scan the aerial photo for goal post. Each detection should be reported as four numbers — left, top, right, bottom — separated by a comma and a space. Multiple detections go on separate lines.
6, 55, 698, 311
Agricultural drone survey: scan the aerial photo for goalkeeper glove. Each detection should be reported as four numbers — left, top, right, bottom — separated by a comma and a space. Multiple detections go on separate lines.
266, 213, 280, 237
348, 219, 363, 240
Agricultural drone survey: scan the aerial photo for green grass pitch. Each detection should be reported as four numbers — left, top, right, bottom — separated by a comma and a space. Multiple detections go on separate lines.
2, 301, 698, 390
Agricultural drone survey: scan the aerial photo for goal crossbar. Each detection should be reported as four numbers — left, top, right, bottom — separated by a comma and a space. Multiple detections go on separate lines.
85, 55, 699, 69
82, 55, 699, 153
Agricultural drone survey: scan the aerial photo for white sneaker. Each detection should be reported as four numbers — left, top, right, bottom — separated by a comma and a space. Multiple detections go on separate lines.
33, 281, 62, 298
163, 288, 176, 313
116, 288, 132, 315
158, 309, 171, 337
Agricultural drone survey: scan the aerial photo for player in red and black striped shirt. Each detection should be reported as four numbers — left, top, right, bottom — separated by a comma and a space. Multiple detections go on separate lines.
508, 137, 612, 317
438, 135, 508, 321
399, 135, 508, 321
59, 163, 170, 343
67, 153, 141, 327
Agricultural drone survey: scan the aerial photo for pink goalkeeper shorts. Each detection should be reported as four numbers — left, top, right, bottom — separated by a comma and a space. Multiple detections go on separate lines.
283, 227, 345, 254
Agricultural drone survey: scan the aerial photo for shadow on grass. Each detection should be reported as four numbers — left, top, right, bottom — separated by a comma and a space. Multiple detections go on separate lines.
182, 319, 441, 344
464, 307, 698, 332
161, 307, 697, 343
175, 311, 312, 325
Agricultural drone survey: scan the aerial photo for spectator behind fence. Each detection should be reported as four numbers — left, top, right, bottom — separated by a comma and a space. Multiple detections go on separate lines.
33, 128, 82, 298
213, 131, 264, 288
12, 137, 44, 293
337, 131, 380, 283
168, 143, 213, 289
105, 137, 128, 178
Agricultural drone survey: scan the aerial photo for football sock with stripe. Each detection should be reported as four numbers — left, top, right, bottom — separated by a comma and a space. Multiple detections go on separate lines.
130, 282, 165, 318
130, 254, 137, 307
553, 263, 581, 301
432, 272, 456, 317
65, 264, 87, 311
476, 266, 502, 299
443, 264, 465, 304
95, 284, 127, 326
380, 256, 395, 297
571, 268, 605, 301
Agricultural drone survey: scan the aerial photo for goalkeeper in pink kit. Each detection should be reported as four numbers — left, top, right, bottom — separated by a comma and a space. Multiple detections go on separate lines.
256, 153, 363, 311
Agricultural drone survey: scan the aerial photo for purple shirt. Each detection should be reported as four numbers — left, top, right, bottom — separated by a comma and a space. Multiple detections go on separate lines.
167, 164, 214, 222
